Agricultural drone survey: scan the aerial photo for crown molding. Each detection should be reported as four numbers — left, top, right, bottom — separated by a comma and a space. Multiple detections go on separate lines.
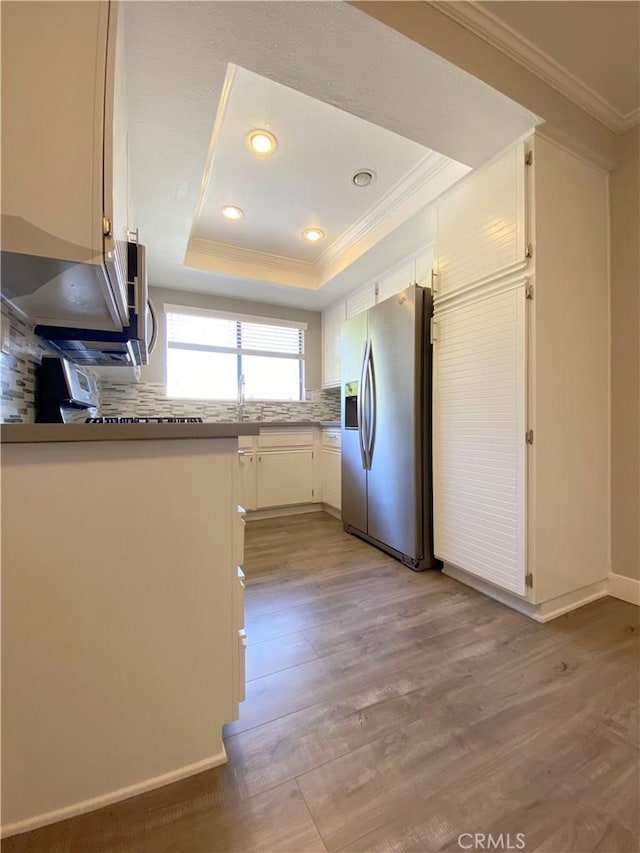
184, 238, 319, 289
430, 1, 639, 134
184, 152, 468, 292
317, 151, 448, 272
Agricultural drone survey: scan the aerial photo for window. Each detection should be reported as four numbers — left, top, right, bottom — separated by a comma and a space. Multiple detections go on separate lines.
165, 306, 306, 401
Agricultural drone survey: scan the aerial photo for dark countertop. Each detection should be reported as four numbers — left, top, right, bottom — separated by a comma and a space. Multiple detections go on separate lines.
254, 420, 340, 428
1, 423, 260, 444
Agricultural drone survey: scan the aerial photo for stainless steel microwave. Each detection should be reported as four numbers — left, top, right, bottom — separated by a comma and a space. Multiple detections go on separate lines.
33, 242, 157, 367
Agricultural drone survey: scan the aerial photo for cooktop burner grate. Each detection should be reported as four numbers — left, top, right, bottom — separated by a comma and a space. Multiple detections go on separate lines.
86, 417, 204, 424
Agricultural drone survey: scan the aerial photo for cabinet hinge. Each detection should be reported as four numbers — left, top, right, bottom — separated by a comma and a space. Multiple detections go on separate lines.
525, 429, 534, 445
374, 283, 379, 299
312, 451, 314, 459
525, 243, 533, 258
102, 217, 112, 238
312, 489, 314, 497
525, 151, 533, 166
430, 269, 438, 294
525, 283, 534, 300
525, 572, 534, 588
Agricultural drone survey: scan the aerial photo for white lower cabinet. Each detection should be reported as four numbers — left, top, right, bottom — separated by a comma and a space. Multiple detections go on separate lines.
321, 428, 341, 511
238, 450, 257, 511
256, 450, 314, 507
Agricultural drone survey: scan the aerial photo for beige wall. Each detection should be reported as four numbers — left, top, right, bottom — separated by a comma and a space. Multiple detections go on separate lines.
144, 286, 322, 390
610, 126, 640, 581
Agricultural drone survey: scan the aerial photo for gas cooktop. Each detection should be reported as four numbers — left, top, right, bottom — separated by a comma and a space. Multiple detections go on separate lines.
86, 417, 204, 424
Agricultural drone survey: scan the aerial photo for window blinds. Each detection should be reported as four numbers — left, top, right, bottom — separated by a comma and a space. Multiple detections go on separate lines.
166, 309, 305, 359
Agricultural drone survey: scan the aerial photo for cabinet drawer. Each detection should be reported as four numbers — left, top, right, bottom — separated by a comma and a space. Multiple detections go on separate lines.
322, 429, 341, 449
258, 430, 314, 448
237, 629, 246, 704
234, 509, 245, 568
238, 436, 255, 449
233, 567, 245, 632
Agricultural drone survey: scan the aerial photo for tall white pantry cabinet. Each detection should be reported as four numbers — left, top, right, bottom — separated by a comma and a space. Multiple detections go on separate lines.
432, 133, 610, 621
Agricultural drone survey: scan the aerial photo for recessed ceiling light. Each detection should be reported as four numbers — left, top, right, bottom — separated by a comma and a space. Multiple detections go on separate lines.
352, 169, 376, 187
221, 205, 244, 220
302, 228, 324, 242
247, 130, 277, 155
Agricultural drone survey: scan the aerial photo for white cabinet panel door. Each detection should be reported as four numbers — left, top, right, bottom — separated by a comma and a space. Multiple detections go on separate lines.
322, 300, 346, 388
377, 261, 414, 304
433, 284, 527, 595
257, 451, 314, 507
414, 245, 434, 288
346, 282, 376, 319
238, 451, 256, 511
435, 144, 527, 300
321, 449, 341, 510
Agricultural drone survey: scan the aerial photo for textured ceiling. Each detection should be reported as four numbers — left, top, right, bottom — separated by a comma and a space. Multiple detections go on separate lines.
124, 0, 539, 309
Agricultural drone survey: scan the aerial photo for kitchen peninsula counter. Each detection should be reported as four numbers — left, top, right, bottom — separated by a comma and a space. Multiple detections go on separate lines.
2, 431, 246, 834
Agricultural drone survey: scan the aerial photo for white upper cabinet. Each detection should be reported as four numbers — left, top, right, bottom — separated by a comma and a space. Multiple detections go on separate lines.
345, 281, 377, 320
322, 299, 346, 389
434, 143, 527, 301
1, 0, 129, 331
323, 244, 434, 388
377, 260, 414, 304
414, 245, 435, 288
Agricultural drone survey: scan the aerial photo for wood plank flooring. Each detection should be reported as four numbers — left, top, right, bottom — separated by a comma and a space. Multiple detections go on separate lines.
4, 512, 639, 853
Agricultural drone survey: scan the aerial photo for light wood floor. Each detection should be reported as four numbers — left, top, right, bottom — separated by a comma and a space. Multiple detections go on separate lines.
4, 512, 639, 853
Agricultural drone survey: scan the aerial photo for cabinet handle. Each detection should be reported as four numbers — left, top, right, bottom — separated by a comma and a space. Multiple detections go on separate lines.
103, 216, 112, 238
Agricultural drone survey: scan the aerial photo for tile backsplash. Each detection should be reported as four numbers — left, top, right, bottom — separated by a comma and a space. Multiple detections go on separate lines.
0, 301, 50, 423
98, 381, 341, 422
0, 298, 341, 425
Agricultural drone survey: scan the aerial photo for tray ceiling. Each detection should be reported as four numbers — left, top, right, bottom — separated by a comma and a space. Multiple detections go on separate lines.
124, 1, 540, 309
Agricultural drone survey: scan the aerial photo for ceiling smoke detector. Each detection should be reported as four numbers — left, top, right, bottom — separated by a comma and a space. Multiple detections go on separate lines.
352, 169, 376, 187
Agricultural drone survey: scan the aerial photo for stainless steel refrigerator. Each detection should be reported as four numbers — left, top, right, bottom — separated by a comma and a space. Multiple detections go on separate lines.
341, 284, 437, 570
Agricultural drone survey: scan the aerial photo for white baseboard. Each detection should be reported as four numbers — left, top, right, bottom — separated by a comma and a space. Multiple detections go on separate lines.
245, 504, 334, 521
442, 565, 608, 622
608, 572, 640, 605
1, 748, 228, 839
322, 504, 342, 520
536, 581, 609, 621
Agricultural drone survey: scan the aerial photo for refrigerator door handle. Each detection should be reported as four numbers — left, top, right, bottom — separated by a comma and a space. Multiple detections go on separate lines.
357, 339, 370, 470
366, 343, 376, 466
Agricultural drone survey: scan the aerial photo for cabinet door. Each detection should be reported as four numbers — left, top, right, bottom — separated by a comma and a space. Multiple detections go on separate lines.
346, 282, 376, 319
1, 1, 128, 330
377, 260, 414, 304
321, 450, 341, 510
102, 0, 130, 322
238, 451, 256, 511
322, 300, 346, 389
435, 144, 527, 300
433, 284, 527, 595
414, 245, 434, 288
257, 451, 314, 507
